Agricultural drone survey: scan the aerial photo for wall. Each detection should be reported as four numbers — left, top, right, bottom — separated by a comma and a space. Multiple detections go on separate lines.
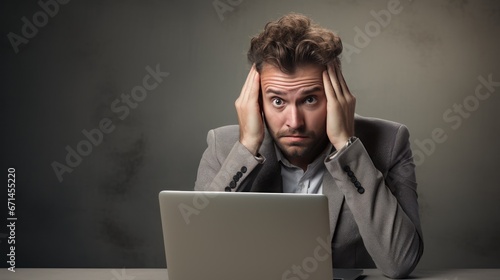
1, 0, 499, 269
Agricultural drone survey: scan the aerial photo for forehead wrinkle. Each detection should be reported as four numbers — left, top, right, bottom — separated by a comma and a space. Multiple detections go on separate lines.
261, 78, 323, 93
265, 85, 323, 96
260, 63, 324, 93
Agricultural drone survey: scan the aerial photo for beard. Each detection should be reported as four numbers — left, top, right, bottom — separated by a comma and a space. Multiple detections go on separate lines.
271, 127, 329, 164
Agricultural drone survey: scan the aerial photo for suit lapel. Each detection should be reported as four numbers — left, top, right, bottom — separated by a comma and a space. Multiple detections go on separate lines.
250, 131, 283, 193
322, 172, 345, 239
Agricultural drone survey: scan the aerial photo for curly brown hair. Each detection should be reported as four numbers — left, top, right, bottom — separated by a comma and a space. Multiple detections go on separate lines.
247, 13, 343, 74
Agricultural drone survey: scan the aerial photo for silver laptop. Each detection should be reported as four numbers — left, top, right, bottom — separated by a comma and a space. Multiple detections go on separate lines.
159, 191, 362, 280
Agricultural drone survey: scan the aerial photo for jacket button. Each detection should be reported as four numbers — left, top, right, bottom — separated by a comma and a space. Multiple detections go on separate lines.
233, 175, 239, 182
236, 171, 243, 178
241, 166, 247, 173
230, 181, 236, 189
357, 187, 365, 194
224, 186, 231, 192
343, 165, 351, 172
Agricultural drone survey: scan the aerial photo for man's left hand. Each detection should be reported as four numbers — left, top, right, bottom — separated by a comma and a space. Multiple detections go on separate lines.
323, 62, 356, 151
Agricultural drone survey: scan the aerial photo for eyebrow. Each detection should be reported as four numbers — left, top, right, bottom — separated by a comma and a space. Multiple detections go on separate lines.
266, 86, 323, 95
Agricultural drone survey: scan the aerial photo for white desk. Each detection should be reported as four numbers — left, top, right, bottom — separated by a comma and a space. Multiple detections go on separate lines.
1, 268, 500, 279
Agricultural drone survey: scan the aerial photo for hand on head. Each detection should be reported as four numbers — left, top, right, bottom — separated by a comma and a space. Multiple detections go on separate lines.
235, 62, 356, 157
323, 63, 356, 151
235, 64, 264, 156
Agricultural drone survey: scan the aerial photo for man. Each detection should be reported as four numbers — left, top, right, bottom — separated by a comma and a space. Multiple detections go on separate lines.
195, 13, 423, 278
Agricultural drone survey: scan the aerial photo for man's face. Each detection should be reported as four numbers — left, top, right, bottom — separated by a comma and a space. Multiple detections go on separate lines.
260, 63, 329, 169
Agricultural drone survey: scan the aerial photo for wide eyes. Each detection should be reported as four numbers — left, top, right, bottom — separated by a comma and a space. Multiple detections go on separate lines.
305, 96, 317, 104
271, 98, 284, 107
270, 96, 318, 108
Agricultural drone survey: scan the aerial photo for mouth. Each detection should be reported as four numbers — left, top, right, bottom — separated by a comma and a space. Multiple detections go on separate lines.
280, 135, 309, 141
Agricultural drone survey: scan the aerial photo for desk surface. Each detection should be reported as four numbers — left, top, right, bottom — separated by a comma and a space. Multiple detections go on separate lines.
1, 268, 500, 279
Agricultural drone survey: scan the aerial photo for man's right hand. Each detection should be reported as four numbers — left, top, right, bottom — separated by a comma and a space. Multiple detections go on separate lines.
235, 64, 264, 156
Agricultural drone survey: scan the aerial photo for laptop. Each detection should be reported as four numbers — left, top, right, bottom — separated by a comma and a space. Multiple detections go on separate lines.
159, 191, 362, 280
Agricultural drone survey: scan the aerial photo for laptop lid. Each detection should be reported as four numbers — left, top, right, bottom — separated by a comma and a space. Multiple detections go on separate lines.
159, 191, 333, 280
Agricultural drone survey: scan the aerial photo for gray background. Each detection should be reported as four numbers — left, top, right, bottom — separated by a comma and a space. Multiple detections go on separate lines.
1, 0, 500, 269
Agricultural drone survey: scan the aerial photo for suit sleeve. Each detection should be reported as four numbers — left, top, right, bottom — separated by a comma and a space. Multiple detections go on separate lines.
325, 125, 423, 279
194, 129, 263, 192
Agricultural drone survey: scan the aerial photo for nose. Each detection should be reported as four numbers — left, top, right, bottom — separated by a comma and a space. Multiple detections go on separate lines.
285, 105, 304, 130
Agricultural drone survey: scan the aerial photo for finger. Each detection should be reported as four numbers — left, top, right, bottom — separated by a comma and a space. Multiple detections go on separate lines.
328, 63, 345, 102
334, 63, 353, 100
322, 69, 336, 104
333, 63, 355, 111
238, 64, 259, 104
241, 64, 256, 96
247, 66, 260, 103
246, 64, 256, 86
328, 63, 350, 113
333, 63, 356, 135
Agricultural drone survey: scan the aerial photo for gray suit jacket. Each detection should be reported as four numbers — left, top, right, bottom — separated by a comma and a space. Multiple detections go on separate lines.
194, 115, 423, 278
